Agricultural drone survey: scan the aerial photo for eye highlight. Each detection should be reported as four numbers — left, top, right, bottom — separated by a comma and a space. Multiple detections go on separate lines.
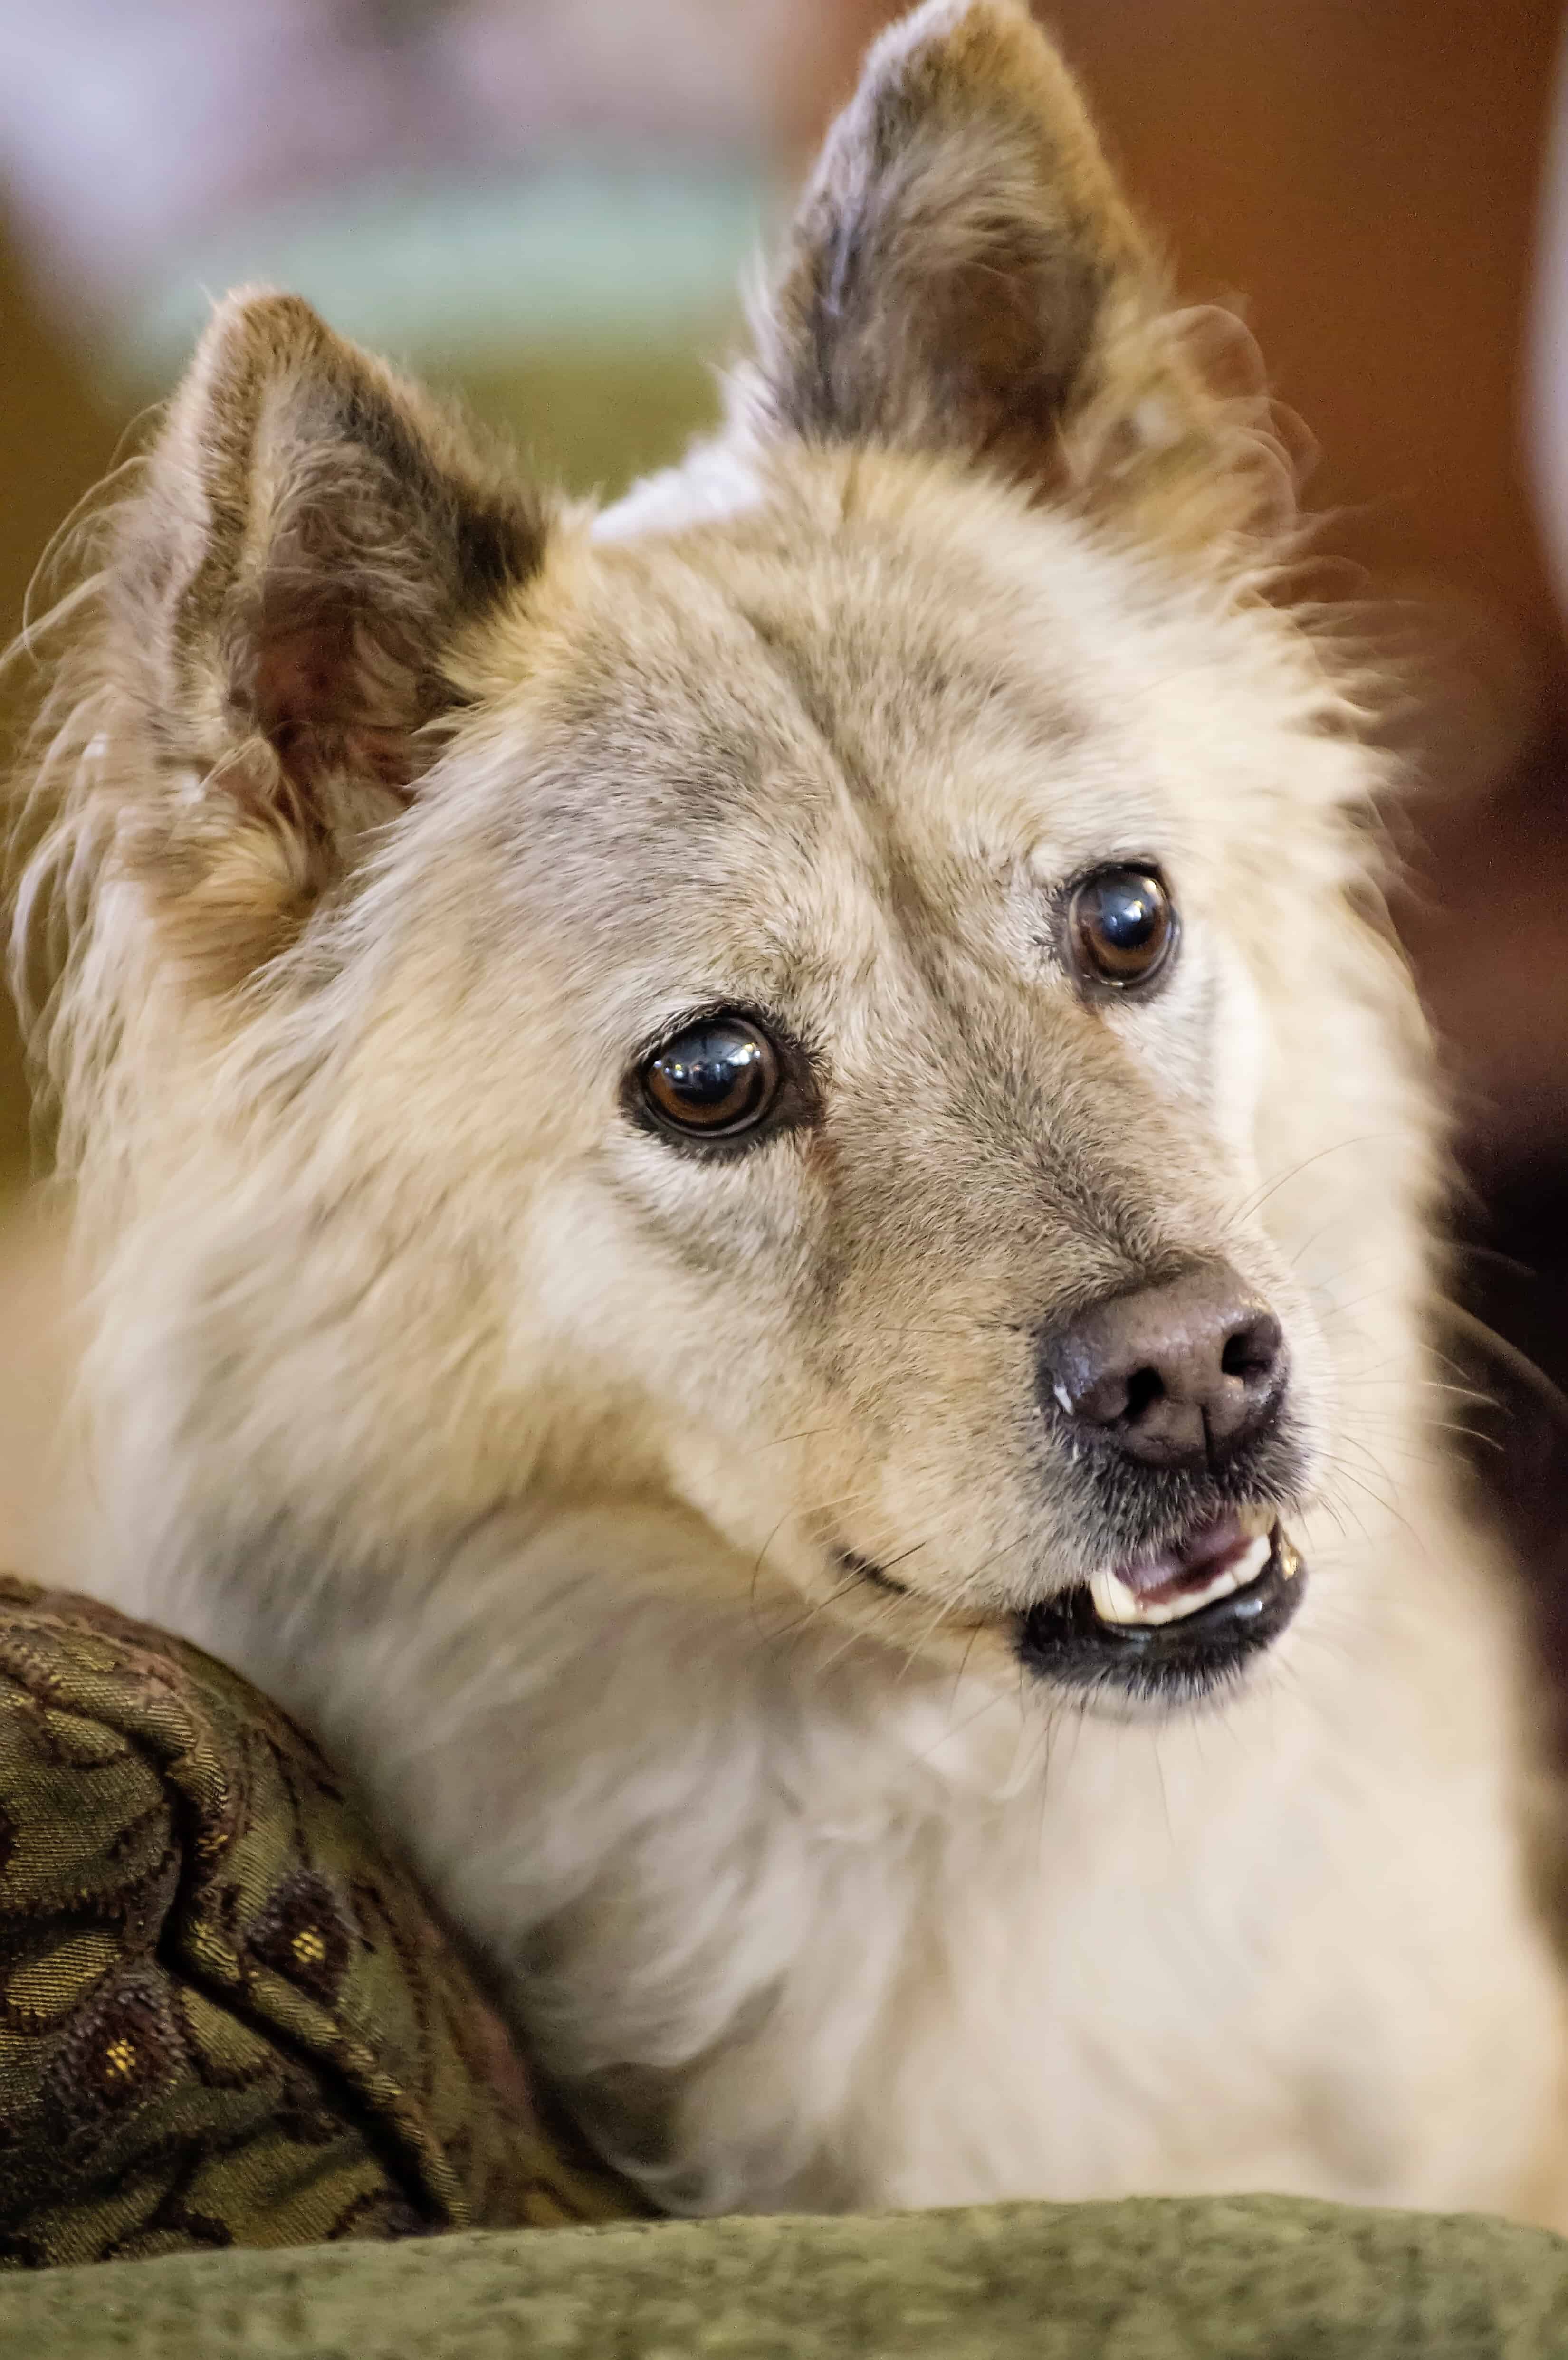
638, 1014, 784, 1141
1067, 866, 1178, 992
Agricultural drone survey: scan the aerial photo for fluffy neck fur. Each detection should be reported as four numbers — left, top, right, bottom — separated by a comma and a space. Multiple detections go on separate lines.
67, 1296, 1563, 2220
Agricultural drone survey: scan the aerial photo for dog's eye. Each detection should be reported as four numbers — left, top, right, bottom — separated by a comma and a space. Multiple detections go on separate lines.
1068, 867, 1177, 991
640, 1016, 783, 1138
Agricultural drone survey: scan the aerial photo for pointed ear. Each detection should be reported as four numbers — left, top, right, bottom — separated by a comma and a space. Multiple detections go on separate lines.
108, 289, 548, 980
748, 0, 1287, 552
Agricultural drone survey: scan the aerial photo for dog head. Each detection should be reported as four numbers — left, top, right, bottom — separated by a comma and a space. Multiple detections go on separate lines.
18, 0, 1439, 1713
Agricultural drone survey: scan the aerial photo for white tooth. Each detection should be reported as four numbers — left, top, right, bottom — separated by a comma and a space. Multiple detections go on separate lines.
1230, 1534, 1272, 1589
1089, 1569, 1147, 1624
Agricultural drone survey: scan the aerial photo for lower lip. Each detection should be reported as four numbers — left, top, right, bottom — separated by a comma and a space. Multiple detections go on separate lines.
1016, 1523, 1303, 1699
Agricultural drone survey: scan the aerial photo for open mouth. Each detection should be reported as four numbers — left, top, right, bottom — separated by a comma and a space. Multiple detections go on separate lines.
1017, 1510, 1303, 1699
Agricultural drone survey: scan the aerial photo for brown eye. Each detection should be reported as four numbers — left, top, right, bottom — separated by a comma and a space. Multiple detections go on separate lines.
1068, 866, 1177, 990
640, 1016, 782, 1139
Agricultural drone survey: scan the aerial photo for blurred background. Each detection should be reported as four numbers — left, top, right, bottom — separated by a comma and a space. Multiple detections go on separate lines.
1, 1, 1567, 1687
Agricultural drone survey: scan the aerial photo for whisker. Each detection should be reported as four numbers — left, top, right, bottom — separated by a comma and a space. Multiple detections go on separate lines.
1435, 1302, 1568, 1442
1223, 1134, 1385, 1232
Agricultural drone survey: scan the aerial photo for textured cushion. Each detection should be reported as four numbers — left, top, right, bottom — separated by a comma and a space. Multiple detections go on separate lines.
2, 2196, 1568, 2358
0, 1577, 641, 2267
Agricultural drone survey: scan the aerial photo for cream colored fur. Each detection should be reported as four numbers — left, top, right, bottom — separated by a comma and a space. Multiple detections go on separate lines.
11, 0, 1568, 2223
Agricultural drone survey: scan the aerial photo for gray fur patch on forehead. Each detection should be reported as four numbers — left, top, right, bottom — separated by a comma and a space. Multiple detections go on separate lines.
532, 488, 1096, 868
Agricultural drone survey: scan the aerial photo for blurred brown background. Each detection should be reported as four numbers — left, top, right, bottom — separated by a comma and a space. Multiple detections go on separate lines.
2, 0, 1568, 1647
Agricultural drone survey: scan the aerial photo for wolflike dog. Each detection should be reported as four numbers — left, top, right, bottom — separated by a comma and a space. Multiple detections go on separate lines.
13, 0, 1568, 2225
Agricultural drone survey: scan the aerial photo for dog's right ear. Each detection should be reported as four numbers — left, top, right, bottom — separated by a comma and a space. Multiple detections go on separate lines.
104, 289, 548, 985
747, 0, 1285, 554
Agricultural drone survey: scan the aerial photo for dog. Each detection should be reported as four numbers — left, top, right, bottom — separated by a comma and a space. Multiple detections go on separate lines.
12, 0, 1568, 2224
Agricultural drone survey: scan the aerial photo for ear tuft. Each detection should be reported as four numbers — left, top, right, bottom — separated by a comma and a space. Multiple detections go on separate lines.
748, 0, 1291, 554
103, 289, 550, 981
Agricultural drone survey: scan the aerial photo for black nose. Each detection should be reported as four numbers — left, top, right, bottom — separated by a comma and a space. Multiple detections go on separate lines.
1038, 1261, 1286, 1470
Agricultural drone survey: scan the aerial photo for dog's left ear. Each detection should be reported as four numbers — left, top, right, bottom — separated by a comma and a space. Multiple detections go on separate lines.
748, 0, 1284, 552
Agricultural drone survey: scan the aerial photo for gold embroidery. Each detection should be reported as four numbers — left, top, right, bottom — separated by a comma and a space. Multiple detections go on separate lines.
103, 2036, 136, 2081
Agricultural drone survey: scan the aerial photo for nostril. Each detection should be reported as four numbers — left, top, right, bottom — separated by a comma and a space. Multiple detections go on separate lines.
1220, 1312, 1282, 1385
1122, 1365, 1165, 1422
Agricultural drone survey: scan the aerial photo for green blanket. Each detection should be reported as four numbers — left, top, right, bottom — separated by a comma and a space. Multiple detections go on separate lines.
2, 2196, 1567, 2357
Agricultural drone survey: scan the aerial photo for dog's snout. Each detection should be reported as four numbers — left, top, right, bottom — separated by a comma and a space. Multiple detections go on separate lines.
1038, 1262, 1286, 1470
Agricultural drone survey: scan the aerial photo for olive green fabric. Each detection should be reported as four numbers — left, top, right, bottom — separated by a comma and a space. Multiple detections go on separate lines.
1, 2196, 1567, 2358
0, 1577, 642, 2267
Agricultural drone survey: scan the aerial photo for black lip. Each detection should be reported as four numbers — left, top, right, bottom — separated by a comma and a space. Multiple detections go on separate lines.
1016, 1523, 1304, 1702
